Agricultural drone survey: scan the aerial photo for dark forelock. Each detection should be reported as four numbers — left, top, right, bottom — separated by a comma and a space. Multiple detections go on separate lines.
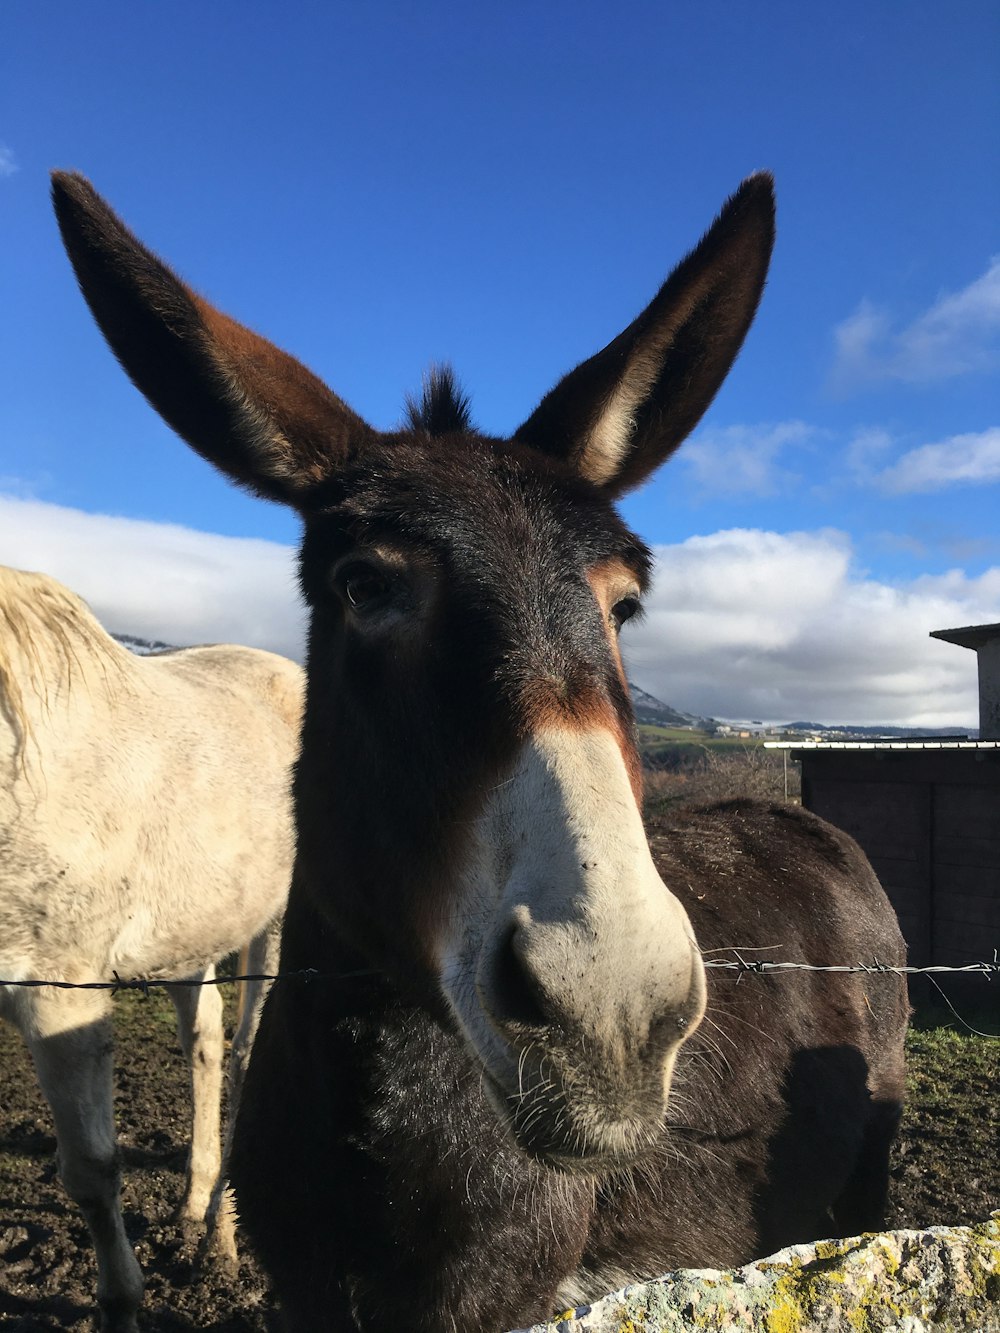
404, 366, 474, 437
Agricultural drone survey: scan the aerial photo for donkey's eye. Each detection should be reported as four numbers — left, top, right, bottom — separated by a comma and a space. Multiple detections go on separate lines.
335, 562, 394, 613
610, 597, 640, 632
346, 573, 389, 608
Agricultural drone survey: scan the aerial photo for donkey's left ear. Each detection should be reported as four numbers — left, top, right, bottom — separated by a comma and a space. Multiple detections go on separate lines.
514, 174, 775, 496
52, 171, 374, 508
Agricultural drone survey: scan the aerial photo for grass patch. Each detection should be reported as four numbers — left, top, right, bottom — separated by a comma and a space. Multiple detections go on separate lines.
889, 1005, 1000, 1228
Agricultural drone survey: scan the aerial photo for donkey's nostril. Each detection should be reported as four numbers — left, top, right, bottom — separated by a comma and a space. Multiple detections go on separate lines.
489, 924, 551, 1030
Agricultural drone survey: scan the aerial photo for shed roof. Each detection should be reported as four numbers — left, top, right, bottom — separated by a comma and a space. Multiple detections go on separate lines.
930, 622, 1000, 650
765, 739, 1000, 751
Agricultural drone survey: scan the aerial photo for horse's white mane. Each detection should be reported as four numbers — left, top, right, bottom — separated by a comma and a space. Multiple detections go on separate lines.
0, 565, 131, 752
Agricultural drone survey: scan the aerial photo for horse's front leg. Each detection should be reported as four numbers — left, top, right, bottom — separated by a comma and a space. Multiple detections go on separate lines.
26, 991, 144, 1333
169, 965, 224, 1236
203, 917, 283, 1266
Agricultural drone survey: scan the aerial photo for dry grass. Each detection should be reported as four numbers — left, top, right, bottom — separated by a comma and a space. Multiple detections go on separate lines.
644, 744, 800, 812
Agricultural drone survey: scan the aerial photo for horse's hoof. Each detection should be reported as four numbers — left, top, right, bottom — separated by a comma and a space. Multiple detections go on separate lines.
98, 1298, 140, 1333
200, 1212, 239, 1271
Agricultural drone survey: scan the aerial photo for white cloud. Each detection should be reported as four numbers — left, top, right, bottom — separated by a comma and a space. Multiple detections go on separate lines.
681, 421, 813, 496
623, 529, 1000, 727
831, 257, 1000, 387
0, 144, 17, 178
874, 427, 1000, 494
0, 495, 306, 660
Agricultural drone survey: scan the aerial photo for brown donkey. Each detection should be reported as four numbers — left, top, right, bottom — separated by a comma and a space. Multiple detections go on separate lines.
53, 172, 908, 1333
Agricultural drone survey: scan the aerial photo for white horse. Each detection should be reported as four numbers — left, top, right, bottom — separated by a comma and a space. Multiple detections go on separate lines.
0, 564, 302, 1333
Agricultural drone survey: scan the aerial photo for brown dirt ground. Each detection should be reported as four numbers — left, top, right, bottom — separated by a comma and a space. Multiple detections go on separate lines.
1, 988, 997, 1331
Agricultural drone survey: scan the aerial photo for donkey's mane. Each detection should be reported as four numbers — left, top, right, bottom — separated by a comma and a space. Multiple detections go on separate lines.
0, 566, 130, 749
404, 365, 474, 437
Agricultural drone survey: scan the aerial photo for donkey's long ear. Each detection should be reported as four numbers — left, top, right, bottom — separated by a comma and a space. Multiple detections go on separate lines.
52, 172, 373, 506
514, 174, 775, 496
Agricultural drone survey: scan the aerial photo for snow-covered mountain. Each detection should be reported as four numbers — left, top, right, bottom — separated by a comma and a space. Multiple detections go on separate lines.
627, 682, 710, 730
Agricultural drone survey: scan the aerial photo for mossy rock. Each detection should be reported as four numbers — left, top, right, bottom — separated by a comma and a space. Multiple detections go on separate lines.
512, 1214, 1000, 1333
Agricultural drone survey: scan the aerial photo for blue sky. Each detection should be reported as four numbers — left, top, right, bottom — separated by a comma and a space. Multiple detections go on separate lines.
2, 1, 998, 724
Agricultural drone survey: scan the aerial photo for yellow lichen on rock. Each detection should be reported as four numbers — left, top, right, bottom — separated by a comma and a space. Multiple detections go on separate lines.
763, 1295, 804, 1333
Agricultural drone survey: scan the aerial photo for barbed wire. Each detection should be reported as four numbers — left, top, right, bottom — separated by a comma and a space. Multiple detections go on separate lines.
700, 951, 1000, 1038
702, 954, 1000, 978
2, 954, 997, 994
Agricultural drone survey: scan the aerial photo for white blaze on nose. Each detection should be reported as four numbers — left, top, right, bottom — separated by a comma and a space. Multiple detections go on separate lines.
495, 727, 698, 1039
437, 725, 704, 1099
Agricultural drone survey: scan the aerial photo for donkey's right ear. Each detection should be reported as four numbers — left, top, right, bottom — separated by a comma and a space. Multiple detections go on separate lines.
52, 172, 373, 507
513, 174, 775, 496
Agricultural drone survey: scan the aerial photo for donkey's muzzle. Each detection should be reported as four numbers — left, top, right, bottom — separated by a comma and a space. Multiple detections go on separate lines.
477, 918, 706, 1167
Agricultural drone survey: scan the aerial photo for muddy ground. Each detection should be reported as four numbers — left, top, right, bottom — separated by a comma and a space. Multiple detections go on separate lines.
1, 989, 998, 1331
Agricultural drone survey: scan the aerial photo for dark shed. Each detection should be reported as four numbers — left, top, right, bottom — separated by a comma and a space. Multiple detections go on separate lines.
768, 624, 1000, 976
774, 739, 999, 969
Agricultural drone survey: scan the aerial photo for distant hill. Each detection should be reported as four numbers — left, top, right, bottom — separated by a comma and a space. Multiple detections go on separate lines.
628, 682, 710, 730
783, 721, 973, 739
114, 632, 177, 656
